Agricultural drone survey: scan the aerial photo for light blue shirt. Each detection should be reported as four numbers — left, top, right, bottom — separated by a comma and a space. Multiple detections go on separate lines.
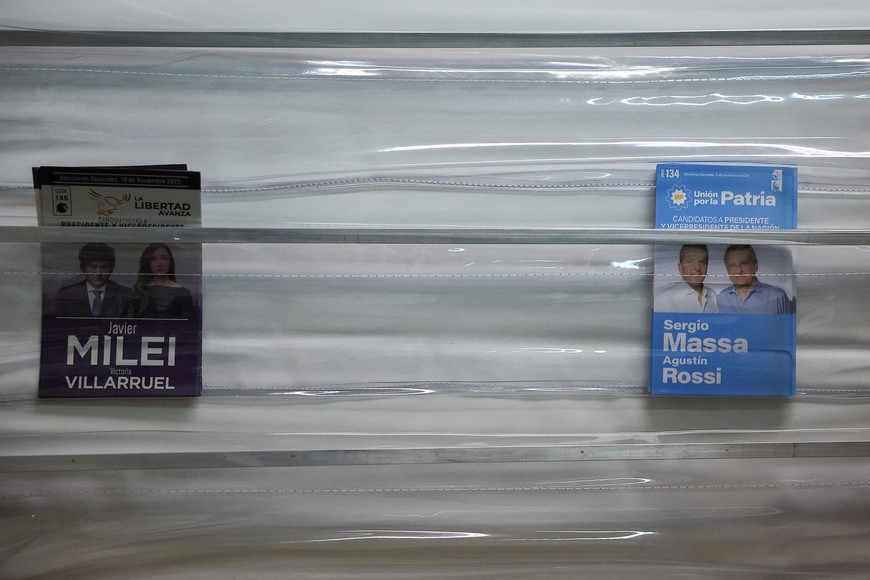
717, 280, 792, 314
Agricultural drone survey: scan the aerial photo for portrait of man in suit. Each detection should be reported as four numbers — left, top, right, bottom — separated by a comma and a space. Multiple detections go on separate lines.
53, 242, 136, 318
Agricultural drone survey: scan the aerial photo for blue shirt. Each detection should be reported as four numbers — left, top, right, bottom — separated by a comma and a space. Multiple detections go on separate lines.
716, 280, 792, 314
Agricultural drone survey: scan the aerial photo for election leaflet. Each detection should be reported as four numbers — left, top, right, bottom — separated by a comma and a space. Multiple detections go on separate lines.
650, 164, 797, 396
34, 166, 202, 397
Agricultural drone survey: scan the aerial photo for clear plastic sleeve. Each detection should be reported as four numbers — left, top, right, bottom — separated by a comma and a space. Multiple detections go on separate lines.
2, 40, 870, 577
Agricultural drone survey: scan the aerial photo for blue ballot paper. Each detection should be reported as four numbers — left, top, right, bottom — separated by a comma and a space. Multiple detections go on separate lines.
650, 163, 797, 396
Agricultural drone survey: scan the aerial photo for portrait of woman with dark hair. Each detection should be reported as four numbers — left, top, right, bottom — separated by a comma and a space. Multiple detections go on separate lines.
128, 243, 194, 319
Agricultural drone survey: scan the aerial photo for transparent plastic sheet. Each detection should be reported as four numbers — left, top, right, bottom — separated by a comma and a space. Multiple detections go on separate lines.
1, 242, 869, 399
2, 42, 870, 576
2, 46, 870, 227
2, 460, 870, 578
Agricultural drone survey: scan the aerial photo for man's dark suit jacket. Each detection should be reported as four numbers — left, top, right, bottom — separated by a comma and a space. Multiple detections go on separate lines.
53, 280, 136, 318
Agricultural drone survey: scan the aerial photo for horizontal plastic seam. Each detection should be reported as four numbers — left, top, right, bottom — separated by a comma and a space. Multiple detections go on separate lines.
2, 441, 869, 472
4, 480, 869, 499
5, 182, 870, 195
3, 226, 870, 245
205, 180, 656, 193
197, 386, 870, 398
1, 388, 868, 405
202, 182, 870, 195
191, 386, 870, 397
2, 66, 868, 85
3, 271, 869, 280
3, 30, 870, 49
203, 185, 870, 195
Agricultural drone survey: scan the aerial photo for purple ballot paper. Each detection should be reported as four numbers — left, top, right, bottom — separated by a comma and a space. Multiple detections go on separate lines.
35, 166, 202, 397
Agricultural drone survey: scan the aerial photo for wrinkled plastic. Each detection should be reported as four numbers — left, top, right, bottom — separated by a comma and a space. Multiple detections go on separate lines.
2, 41, 870, 577
3, 459, 870, 578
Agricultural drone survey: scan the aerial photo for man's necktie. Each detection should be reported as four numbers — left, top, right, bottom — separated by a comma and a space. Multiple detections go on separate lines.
91, 290, 103, 316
